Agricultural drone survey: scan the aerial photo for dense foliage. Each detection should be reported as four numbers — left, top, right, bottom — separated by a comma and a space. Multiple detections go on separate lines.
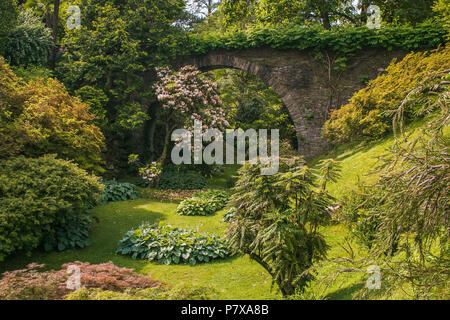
57, 0, 189, 164
433, 0, 450, 31
101, 181, 140, 205
215, 0, 440, 31
117, 223, 231, 265
188, 23, 447, 56
0, 262, 164, 300
0, 0, 18, 54
157, 171, 206, 190
369, 0, 437, 25
0, 263, 67, 300
220, 0, 360, 29
176, 190, 229, 216
0, 58, 105, 171
359, 70, 449, 299
176, 197, 217, 216
323, 45, 450, 143
0, 155, 103, 261
1, 0, 448, 301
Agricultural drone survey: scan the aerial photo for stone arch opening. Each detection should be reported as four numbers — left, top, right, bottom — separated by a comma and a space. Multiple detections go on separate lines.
179, 48, 407, 159
204, 67, 299, 154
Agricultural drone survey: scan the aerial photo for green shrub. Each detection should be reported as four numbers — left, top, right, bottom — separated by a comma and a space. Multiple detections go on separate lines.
194, 190, 229, 209
65, 285, 215, 300
0, 59, 105, 171
101, 181, 140, 205
338, 186, 386, 249
176, 190, 229, 216
0, 155, 103, 261
3, 9, 52, 66
117, 223, 231, 265
157, 171, 206, 190
0, 0, 18, 54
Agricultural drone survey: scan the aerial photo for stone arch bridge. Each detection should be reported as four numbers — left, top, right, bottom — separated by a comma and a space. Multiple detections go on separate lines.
179, 48, 406, 159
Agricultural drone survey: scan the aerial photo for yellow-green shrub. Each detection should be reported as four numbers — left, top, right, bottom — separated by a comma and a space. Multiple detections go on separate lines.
0, 57, 105, 171
323, 45, 450, 143
65, 285, 215, 300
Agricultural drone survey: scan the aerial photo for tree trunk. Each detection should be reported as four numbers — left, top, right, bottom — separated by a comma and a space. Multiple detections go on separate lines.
148, 120, 156, 160
207, 0, 213, 16
158, 122, 173, 164
321, 11, 331, 30
50, 0, 60, 69
360, 0, 369, 24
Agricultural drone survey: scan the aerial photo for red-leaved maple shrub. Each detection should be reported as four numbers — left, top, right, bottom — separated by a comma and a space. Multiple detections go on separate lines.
63, 261, 165, 292
0, 262, 164, 300
0, 263, 68, 300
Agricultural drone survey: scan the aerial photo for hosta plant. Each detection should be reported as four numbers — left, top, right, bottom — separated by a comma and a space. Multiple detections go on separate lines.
116, 223, 231, 265
101, 181, 140, 205
193, 190, 229, 211
41, 212, 93, 252
176, 190, 229, 216
176, 197, 215, 216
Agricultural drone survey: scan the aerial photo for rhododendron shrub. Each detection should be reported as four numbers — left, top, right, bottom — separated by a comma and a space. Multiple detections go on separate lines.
0, 262, 165, 300
128, 154, 162, 187
153, 65, 229, 162
139, 162, 163, 185
155, 65, 228, 130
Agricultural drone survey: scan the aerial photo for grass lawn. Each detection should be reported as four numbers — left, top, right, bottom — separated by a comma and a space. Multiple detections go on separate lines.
1, 127, 420, 300
0, 197, 281, 300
